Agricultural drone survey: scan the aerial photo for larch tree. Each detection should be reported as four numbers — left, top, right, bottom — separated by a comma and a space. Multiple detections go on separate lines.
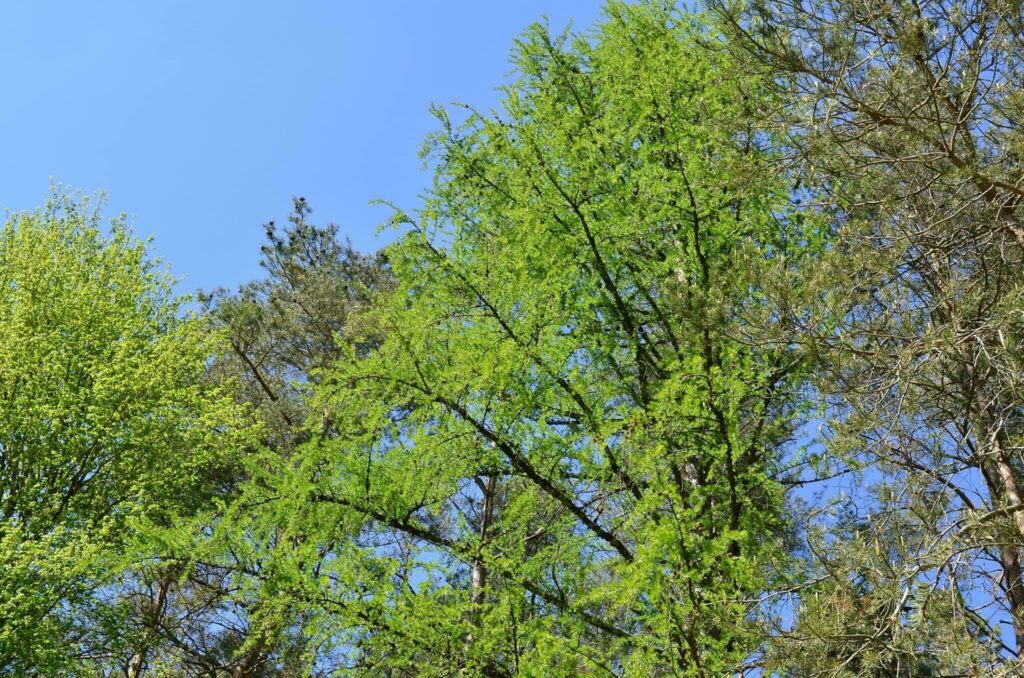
8, 1, 1022, 675
216, 3, 815, 674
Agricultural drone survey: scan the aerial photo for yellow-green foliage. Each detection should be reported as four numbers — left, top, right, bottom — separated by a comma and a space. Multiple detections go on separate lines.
0, 191, 251, 673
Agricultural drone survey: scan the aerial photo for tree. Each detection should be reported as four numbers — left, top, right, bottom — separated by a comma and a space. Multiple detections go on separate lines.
13, 1, 1021, 674
714, 0, 1024, 671
112, 199, 393, 675
0, 191, 250, 674
203, 197, 392, 452
221, 3, 814, 674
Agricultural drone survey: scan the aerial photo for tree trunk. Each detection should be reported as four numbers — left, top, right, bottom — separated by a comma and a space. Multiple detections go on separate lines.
976, 400, 1024, 658
127, 574, 174, 678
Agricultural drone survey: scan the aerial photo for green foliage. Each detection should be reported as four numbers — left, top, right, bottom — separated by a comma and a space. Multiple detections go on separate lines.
715, 0, 1024, 672
209, 3, 811, 674
6, 0, 1020, 675
0, 191, 251, 673
203, 197, 392, 451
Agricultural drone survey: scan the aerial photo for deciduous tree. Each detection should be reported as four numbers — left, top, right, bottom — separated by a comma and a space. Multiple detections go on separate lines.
0, 191, 250, 674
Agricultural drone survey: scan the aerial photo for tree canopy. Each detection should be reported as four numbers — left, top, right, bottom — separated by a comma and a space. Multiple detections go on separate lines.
1, 0, 1023, 675
0, 193, 252, 673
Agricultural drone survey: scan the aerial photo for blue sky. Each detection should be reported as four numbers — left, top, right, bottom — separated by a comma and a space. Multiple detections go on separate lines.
0, 1, 604, 293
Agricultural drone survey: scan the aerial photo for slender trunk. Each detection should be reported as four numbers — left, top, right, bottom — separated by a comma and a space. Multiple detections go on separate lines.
976, 402, 1024, 658
471, 474, 498, 608
127, 574, 174, 678
463, 474, 499, 674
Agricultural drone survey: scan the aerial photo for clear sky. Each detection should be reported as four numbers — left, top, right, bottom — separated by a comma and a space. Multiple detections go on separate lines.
0, 1, 604, 293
